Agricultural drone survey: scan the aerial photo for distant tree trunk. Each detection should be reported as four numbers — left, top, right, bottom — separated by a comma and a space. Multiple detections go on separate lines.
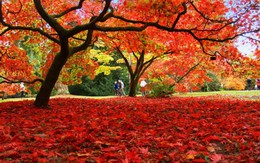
128, 75, 139, 97
117, 48, 153, 97
54, 82, 69, 95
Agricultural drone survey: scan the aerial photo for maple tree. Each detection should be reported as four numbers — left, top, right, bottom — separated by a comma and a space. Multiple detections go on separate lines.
221, 76, 246, 90
101, 28, 176, 96
147, 55, 205, 94
147, 43, 260, 94
0, 0, 259, 107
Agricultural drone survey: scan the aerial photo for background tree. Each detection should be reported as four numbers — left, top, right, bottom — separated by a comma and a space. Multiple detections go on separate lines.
200, 72, 222, 92
69, 47, 128, 96
221, 76, 246, 90
0, 0, 259, 107
101, 28, 175, 96
146, 51, 206, 94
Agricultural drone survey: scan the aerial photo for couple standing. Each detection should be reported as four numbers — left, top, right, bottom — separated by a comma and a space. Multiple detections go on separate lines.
114, 80, 126, 96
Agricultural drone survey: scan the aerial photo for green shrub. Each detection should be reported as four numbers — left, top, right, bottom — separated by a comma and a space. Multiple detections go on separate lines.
200, 72, 221, 92
69, 73, 129, 96
148, 82, 174, 98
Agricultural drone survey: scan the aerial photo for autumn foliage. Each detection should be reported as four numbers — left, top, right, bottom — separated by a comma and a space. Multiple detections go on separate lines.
221, 76, 246, 90
0, 97, 259, 162
1, 0, 259, 107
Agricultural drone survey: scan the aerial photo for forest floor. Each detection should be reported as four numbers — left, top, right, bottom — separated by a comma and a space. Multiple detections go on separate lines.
0, 91, 259, 162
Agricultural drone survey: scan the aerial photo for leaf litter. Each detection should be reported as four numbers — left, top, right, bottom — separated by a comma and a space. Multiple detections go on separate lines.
0, 96, 259, 162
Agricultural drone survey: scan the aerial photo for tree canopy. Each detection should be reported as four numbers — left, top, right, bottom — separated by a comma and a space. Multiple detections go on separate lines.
0, 0, 259, 107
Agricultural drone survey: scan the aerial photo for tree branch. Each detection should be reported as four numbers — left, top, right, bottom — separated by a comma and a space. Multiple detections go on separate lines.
0, 76, 43, 84
1, 25, 60, 44
51, 0, 85, 18
70, 17, 97, 56
33, 0, 66, 36
116, 46, 134, 76
139, 57, 156, 79
89, 0, 112, 24
172, 2, 187, 28
134, 49, 145, 76
0, 1, 60, 44
188, 0, 230, 23
68, 0, 112, 37
7, 0, 22, 14
169, 61, 201, 89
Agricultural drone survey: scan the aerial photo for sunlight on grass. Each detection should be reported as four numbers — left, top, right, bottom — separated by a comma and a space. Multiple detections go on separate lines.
0, 95, 116, 103
52, 94, 116, 99
1, 90, 259, 103
173, 90, 260, 97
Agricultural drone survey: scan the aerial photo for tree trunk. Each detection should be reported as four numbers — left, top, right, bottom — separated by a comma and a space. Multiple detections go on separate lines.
34, 53, 68, 107
128, 76, 139, 97
54, 82, 69, 95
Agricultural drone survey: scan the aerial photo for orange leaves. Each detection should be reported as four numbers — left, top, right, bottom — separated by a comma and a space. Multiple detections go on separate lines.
221, 76, 246, 90
0, 0, 259, 107
119, 0, 184, 25
62, 53, 99, 84
0, 43, 36, 95
254, 49, 260, 59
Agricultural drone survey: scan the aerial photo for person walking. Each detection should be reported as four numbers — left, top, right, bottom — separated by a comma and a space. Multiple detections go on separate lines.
114, 81, 119, 96
256, 78, 260, 90
140, 79, 147, 96
118, 80, 126, 96
20, 82, 25, 97
246, 78, 252, 90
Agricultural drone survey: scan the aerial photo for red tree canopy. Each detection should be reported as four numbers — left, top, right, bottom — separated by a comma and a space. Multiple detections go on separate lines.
0, 0, 259, 106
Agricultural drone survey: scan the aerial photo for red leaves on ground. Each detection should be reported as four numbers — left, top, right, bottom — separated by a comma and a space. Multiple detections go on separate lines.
0, 96, 259, 162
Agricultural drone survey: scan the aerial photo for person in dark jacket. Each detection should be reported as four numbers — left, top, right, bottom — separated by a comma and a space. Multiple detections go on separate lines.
114, 81, 119, 96
246, 78, 252, 90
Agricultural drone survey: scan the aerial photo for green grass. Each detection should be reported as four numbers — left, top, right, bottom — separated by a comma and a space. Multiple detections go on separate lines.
0, 94, 116, 103
1, 90, 259, 103
174, 90, 260, 97
172, 90, 260, 101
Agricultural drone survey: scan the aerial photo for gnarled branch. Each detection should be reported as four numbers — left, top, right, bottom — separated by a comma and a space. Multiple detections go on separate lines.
51, 0, 85, 18
0, 76, 43, 84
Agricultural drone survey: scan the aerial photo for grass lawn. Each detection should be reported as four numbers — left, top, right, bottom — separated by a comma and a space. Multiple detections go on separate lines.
176, 90, 260, 96
0, 94, 115, 103
173, 90, 260, 100
1, 90, 260, 103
